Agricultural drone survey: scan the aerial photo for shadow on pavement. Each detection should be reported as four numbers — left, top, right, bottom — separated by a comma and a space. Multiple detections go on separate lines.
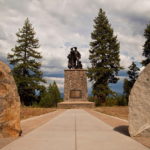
114, 125, 130, 136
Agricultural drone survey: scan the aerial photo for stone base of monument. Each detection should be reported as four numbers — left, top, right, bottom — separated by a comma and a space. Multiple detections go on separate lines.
59, 69, 95, 108
58, 101, 95, 109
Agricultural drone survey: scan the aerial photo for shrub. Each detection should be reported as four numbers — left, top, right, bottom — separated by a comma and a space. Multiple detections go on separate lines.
105, 97, 117, 106
116, 95, 128, 106
88, 96, 95, 102
88, 94, 128, 106
88, 96, 100, 106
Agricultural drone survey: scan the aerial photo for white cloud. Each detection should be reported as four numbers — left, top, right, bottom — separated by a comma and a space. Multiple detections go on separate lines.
44, 77, 64, 83
117, 76, 128, 81
120, 54, 132, 69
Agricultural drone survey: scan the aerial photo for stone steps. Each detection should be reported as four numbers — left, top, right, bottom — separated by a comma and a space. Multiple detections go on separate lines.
57, 101, 95, 109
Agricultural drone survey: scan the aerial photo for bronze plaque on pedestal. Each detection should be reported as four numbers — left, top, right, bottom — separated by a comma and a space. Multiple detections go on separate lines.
70, 90, 82, 98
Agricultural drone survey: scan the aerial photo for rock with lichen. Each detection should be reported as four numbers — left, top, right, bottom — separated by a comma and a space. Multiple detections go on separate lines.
0, 61, 21, 137
129, 63, 150, 137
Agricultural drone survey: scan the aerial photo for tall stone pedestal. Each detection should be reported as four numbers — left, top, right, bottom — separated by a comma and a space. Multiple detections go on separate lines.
58, 69, 94, 108
64, 69, 88, 101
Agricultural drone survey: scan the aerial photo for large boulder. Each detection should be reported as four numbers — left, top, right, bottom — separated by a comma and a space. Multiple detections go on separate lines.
0, 61, 21, 137
129, 63, 150, 137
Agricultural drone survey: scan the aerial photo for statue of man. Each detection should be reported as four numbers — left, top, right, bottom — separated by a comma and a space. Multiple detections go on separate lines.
67, 47, 82, 69
67, 48, 76, 69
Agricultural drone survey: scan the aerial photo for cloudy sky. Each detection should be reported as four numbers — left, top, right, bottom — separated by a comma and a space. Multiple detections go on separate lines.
0, 0, 150, 94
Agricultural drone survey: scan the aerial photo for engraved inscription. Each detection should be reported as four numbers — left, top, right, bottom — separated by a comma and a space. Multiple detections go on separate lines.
70, 90, 82, 98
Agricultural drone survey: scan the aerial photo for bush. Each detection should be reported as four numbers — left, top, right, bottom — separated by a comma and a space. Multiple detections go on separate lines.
116, 95, 128, 106
89, 94, 128, 106
88, 96, 100, 106
31, 101, 40, 107
105, 97, 117, 106
88, 96, 95, 102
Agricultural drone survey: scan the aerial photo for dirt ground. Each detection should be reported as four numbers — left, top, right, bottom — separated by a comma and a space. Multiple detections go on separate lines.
87, 107, 150, 148
20, 106, 56, 120
95, 106, 128, 120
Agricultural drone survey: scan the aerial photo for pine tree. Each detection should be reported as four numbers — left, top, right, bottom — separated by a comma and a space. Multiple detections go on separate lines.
7, 18, 45, 106
142, 24, 150, 66
39, 82, 61, 108
123, 79, 131, 100
127, 62, 140, 84
48, 81, 61, 107
88, 8, 121, 105
123, 62, 139, 100
53, 81, 61, 102
39, 86, 54, 108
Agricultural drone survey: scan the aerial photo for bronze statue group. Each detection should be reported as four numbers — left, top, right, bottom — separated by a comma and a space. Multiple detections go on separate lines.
67, 47, 82, 69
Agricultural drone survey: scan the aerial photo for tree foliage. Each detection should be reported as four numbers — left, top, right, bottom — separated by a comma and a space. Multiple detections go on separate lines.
39, 81, 61, 107
48, 81, 61, 106
123, 79, 131, 100
7, 18, 45, 106
142, 24, 150, 66
127, 62, 140, 84
88, 8, 121, 105
123, 62, 140, 100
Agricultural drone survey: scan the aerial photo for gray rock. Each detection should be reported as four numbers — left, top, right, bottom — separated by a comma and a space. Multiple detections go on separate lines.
0, 61, 21, 137
129, 63, 150, 137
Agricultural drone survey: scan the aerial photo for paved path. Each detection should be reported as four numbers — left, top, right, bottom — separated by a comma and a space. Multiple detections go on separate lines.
1, 109, 149, 150
0, 110, 64, 149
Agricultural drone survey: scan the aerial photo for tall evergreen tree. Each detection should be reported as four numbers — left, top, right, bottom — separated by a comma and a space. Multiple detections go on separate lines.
123, 62, 139, 100
7, 18, 45, 106
53, 81, 61, 102
39, 83, 54, 108
127, 62, 140, 85
123, 79, 132, 101
88, 8, 121, 105
142, 24, 150, 66
40, 81, 61, 107
48, 81, 61, 106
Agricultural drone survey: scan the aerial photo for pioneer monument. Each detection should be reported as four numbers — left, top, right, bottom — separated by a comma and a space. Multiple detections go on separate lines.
58, 47, 94, 108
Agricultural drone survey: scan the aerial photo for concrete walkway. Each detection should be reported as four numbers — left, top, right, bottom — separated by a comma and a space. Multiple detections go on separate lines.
1, 109, 149, 150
